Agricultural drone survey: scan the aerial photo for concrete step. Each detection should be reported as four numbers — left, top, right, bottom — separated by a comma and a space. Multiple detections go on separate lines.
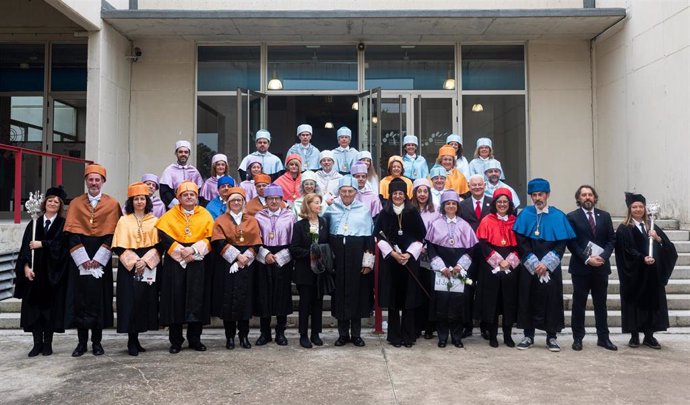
665, 230, 690, 241
561, 252, 690, 267
561, 266, 690, 280
562, 294, 690, 311
562, 279, 690, 295
612, 218, 679, 230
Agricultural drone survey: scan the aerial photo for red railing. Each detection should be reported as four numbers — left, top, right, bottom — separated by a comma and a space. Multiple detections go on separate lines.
0, 143, 93, 223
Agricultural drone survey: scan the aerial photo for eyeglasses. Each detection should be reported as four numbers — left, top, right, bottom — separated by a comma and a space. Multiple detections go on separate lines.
228, 199, 244, 204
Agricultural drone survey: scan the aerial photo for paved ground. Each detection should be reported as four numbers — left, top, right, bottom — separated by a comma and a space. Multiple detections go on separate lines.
1, 329, 689, 404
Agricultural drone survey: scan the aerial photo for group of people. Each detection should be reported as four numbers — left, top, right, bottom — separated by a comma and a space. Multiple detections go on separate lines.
14, 124, 678, 358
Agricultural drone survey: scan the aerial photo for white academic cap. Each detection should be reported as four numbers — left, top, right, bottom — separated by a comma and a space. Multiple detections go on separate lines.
357, 151, 372, 161
338, 176, 358, 189
211, 154, 227, 166
336, 126, 352, 138
175, 140, 191, 152
319, 150, 334, 161
403, 135, 418, 146
484, 159, 502, 173
296, 124, 313, 136
256, 129, 271, 142
476, 137, 492, 149
446, 134, 463, 145
301, 170, 317, 183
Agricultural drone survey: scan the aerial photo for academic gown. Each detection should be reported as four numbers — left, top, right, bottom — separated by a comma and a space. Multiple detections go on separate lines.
425, 216, 478, 322
156, 206, 214, 326
64, 194, 121, 330
324, 200, 375, 320
615, 223, 677, 333
112, 214, 160, 333
374, 203, 427, 310
245, 196, 286, 217
211, 212, 261, 321
159, 164, 205, 208
273, 172, 302, 203
14, 216, 68, 333
254, 208, 296, 317
473, 214, 520, 325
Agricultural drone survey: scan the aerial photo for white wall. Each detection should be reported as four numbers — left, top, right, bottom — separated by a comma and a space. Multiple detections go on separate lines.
85, 23, 132, 202
128, 39, 196, 186
594, 0, 690, 221
527, 40, 594, 212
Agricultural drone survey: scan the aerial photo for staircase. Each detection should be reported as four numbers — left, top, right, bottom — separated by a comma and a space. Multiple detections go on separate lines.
1, 218, 689, 330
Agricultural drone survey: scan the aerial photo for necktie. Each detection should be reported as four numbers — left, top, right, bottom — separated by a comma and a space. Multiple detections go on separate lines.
587, 211, 596, 235
640, 222, 647, 235
44, 219, 51, 233
475, 200, 481, 220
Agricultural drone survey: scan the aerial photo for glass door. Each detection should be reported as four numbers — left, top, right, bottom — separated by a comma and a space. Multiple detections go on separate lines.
236, 88, 266, 172
357, 88, 381, 172
413, 96, 455, 167
379, 96, 406, 174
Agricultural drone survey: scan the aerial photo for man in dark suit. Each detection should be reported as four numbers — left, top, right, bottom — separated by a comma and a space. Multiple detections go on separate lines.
458, 175, 492, 338
566, 185, 617, 351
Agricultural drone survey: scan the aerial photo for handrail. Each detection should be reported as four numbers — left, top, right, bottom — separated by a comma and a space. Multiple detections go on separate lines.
0, 143, 93, 223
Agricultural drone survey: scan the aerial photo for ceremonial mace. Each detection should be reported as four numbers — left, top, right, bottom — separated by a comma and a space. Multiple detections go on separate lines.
24, 191, 44, 269
378, 231, 431, 299
647, 201, 660, 256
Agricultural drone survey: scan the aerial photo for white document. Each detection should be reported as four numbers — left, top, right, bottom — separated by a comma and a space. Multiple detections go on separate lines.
434, 271, 465, 293
141, 267, 156, 283
585, 241, 604, 257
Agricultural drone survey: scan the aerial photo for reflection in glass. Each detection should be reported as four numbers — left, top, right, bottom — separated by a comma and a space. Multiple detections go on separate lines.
197, 46, 260, 91
51, 44, 87, 92
268, 46, 357, 91
365, 45, 454, 90
379, 98, 406, 173
462, 45, 525, 91
0, 44, 44, 92
414, 98, 453, 166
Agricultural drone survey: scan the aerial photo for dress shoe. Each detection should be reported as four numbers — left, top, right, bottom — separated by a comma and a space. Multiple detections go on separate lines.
391, 342, 402, 348
643, 336, 661, 350
239, 336, 252, 349
310, 334, 323, 346
169, 344, 181, 354
438, 340, 447, 348
453, 340, 464, 348
135, 340, 147, 352
481, 330, 491, 341
72, 343, 87, 357
189, 342, 207, 352
504, 335, 515, 348
352, 337, 366, 347
275, 333, 288, 346
128, 343, 139, 357
42, 343, 53, 356
423, 331, 434, 340
334, 336, 349, 346
460, 328, 473, 338
28, 344, 43, 358
92, 343, 105, 356
572, 340, 583, 351
403, 342, 413, 348
255, 334, 271, 346
628, 334, 640, 348
300, 335, 312, 349
226, 338, 235, 350
597, 339, 618, 351
489, 338, 499, 348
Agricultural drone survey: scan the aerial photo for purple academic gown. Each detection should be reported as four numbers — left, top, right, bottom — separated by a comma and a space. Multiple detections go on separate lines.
159, 164, 204, 207
254, 208, 296, 317
200, 176, 219, 203
240, 180, 257, 202
357, 187, 382, 217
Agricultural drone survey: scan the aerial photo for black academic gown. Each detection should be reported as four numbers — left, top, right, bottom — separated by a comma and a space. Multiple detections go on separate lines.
615, 223, 677, 333
516, 236, 566, 333
330, 235, 375, 320
374, 204, 427, 310
211, 241, 259, 321
426, 243, 472, 322
473, 242, 519, 326
14, 217, 68, 333
254, 243, 294, 317
64, 233, 114, 330
113, 246, 160, 333
158, 233, 212, 326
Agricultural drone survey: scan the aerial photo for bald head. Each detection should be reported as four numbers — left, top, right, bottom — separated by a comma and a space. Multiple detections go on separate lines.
469, 175, 486, 199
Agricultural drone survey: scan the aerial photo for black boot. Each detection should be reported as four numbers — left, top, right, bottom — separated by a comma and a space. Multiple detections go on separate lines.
310, 333, 323, 346
28, 331, 43, 357
503, 327, 515, 348
72, 329, 88, 357
42, 331, 54, 356
135, 336, 146, 352
300, 334, 312, 349
128, 333, 139, 356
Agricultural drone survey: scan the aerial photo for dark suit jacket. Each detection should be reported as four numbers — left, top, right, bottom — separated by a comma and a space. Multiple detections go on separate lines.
566, 207, 616, 275
459, 195, 492, 231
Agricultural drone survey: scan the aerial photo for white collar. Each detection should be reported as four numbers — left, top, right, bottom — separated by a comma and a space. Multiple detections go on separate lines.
536, 205, 550, 215
393, 204, 404, 215
269, 208, 281, 217
88, 192, 102, 201
175, 163, 189, 169
472, 196, 483, 204
182, 208, 195, 215
43, 213, 57, 223
405, 153, 416, 159
230, 211, 243, 223
497, 214, 509, 222
446, 216, 457, 224
336, 146, 350, 151
258, 196, 266, 204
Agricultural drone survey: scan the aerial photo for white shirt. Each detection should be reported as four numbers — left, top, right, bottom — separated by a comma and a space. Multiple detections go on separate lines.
230, 211, 243, 224
88, 192, 102, 208
581, 207, 596, 225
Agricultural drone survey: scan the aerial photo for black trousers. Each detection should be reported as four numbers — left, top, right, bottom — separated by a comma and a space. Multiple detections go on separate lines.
571, 272, 610, 341
338, 318, 362, 338
78, 328, 102, 344
297, 284, 323, 335
168, 322, 203, 346
224, 320, 250, 339
387, 309, 416, 344
259, 316, 287, 336
437, 320, 462, 343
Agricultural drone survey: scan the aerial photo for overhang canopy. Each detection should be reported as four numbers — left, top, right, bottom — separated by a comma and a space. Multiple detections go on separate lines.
101, 8, 626, 42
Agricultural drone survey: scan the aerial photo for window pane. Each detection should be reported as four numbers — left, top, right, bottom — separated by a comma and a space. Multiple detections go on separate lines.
0, 44, 44, 92
365, 45, 454, 90
198, 46, 260, 91
462, 95, 527, 199
51, 44, 87, 91
268, 46, 357, 91
197, 96, 241, 178
462, 45, 525, 91
414, 98, 453, 166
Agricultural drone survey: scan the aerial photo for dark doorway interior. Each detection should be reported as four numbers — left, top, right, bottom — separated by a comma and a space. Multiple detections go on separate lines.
267, 95, 358, 163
